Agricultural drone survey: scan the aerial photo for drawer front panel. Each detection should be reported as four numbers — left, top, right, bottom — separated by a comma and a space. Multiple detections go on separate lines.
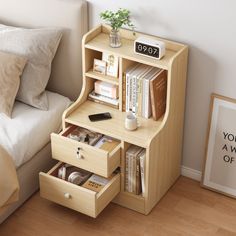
96, 173, 121, 215
51, 133, 121, 177
39, 172, 97, 217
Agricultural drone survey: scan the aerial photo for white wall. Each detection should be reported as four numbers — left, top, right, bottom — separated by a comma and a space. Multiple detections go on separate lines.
87, 0, 236, 172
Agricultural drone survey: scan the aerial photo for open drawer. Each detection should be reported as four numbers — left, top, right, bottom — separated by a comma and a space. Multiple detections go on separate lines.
51, 125, 121, 178
39, 162, 120, 218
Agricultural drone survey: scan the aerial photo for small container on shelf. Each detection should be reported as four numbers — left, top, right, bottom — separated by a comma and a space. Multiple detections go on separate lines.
94, 80, 119, 99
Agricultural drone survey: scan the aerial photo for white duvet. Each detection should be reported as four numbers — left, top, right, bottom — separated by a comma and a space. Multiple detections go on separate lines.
0, 91, 71, 168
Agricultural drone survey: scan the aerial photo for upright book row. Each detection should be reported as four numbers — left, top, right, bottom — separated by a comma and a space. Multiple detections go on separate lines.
125, 145, 146, 196
123, 63, 167, 120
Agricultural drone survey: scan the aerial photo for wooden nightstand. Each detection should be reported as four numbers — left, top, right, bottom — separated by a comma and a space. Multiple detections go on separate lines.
39, 24, 188, 218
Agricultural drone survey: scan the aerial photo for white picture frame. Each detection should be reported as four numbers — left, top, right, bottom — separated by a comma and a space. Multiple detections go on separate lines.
202, 93, 236, 198
93, 59, 106, 75
102, 52, 119, 77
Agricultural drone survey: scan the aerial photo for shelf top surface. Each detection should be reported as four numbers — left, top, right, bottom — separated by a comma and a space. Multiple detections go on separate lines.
65, 100, 164, 148
85, 70, 119, 85
85, 33, 178, 70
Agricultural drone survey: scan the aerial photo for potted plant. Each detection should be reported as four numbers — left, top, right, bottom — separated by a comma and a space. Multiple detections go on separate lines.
100, 8, 134, 48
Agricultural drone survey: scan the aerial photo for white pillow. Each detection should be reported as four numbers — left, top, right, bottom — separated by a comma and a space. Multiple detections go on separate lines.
0, 24, 62, 110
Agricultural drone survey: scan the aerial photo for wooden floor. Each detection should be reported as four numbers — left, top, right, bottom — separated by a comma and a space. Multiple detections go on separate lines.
1, 176, 236, 236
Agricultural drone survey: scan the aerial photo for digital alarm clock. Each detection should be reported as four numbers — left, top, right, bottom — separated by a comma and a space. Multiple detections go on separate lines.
134, 37, 166, 60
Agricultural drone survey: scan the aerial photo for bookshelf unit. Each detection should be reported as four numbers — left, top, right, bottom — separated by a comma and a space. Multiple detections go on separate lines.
40, 24, 188, 217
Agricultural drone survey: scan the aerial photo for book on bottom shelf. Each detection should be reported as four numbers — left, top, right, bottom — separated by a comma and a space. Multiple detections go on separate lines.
139, 149, 146, 196
134, 152, 141, 195
125, 145, 145, 195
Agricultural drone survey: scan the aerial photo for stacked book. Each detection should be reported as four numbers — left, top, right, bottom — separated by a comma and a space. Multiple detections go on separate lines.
123, 63, 167, 120
125, 145, 146, 196
88, 91, 119, 109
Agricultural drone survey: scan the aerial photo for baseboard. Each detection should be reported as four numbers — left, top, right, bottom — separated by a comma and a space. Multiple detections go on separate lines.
181, 165, 202, 181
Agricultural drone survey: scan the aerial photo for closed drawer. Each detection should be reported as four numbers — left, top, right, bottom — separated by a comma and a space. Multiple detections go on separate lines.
39, 162, 120, 218
51, 126, 121, 178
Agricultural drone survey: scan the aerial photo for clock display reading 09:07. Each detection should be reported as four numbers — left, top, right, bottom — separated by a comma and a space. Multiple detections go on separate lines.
135, 42, 160, 58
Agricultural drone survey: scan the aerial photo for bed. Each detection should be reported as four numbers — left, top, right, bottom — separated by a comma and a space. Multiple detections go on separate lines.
0, 0, 88, 223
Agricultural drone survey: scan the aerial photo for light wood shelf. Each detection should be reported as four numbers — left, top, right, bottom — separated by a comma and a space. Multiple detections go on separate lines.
65, 100, 163, 148
61, 24, 188, 216
85, 33, 177, 70
85, 69, 119, 85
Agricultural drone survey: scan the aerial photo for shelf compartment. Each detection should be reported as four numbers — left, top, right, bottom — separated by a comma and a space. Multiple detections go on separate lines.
85, 33, 177, 70
65, 100, 164, 148
39, 162, 120, 218
85, 69, 119, 85
84, 48, 103, 73
123, 143, 146, 196
113, 190, 145, 214
51, 125, 121, 178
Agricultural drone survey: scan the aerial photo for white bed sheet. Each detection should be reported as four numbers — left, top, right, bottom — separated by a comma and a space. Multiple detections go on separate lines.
0, 91, 71, 168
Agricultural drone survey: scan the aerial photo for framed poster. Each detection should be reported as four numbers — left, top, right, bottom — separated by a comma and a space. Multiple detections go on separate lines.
202, 93, 236, 198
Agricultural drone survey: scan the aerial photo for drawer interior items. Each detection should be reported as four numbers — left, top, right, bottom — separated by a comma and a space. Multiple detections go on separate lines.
62, 125, 120, 151
52, 162, 118, 193
39, 162, 121, 217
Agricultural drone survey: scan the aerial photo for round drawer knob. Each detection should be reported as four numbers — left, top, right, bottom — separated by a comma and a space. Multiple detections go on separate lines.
64, 193, 71, 199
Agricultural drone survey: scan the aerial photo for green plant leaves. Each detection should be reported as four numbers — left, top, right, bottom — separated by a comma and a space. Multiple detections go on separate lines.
100, 8, 134, 31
